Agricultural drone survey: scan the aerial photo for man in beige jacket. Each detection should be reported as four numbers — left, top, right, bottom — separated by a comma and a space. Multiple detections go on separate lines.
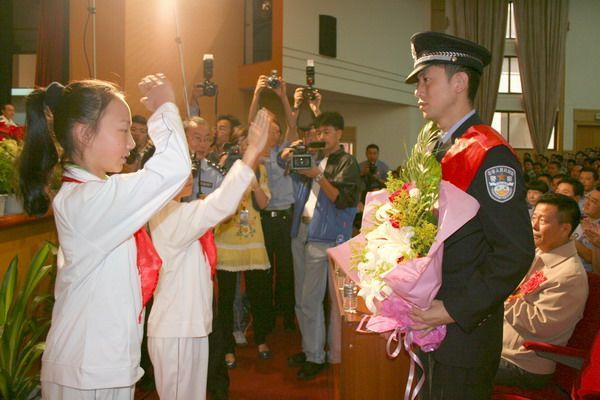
496, 193, 589, 389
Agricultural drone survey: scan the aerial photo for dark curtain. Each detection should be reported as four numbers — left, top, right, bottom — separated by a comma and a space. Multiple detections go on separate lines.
0, 0, 14, 106
35, 0, 69, 86
451, 0, 509, 125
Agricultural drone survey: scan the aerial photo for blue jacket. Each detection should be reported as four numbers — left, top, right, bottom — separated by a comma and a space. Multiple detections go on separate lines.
279, 147, 361, 243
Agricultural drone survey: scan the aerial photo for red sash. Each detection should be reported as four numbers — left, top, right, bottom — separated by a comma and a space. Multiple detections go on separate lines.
61, 176, 162, 317
199, 230, 217, 280
441, 125, 517, 191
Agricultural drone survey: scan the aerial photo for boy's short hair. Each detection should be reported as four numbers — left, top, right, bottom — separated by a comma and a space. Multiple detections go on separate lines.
314, 112, 344, 130
527, 180, 549, 194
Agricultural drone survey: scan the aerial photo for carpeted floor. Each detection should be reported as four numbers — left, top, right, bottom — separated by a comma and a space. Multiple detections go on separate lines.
135, 316, 336, 400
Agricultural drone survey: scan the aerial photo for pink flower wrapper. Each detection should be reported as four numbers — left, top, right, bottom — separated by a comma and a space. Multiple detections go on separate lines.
327, 180, 480, 351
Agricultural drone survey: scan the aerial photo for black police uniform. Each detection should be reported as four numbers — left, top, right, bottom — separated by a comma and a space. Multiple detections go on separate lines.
406, 32, 535, 399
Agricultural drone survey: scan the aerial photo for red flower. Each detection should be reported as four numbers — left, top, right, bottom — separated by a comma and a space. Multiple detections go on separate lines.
388, 182, 415, 203
507, 270, 546, 302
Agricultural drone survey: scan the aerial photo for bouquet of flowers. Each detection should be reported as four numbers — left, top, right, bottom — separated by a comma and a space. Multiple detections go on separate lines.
328, 121, 480, 353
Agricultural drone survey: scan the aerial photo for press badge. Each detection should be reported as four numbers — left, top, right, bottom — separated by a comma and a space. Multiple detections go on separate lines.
240, 209, 249, 226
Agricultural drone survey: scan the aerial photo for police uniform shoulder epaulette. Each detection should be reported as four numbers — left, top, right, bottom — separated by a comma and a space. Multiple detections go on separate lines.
206, 159, 226, 175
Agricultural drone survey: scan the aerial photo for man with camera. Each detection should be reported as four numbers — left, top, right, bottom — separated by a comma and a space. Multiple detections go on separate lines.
279, 111, 361, 380
359, 143, 389, 192
248, 73, 299, 332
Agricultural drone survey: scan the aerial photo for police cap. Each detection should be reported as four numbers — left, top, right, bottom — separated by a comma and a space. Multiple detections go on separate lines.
405, 31, 491, 84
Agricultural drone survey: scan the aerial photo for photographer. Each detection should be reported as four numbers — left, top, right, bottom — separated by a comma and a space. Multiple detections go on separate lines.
248, 74, 299, 332
359, 143, 389, 192
278, 112, 360, 380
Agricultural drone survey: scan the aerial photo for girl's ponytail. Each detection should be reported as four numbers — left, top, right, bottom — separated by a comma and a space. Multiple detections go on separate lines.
18, 83, 63, 216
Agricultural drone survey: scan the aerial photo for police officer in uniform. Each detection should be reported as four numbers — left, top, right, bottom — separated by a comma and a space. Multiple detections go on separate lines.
406, 32, 535, 399
182, 117, 225, 201
187, 156, 225, 200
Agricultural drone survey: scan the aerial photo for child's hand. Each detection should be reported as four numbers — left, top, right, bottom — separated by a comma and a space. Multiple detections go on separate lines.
242, 108, 270, 168
139, 73, 176, 112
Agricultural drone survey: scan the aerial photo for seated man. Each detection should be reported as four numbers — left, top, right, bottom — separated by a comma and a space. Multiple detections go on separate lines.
574, 185, 600, 271
496, 193, 588, 389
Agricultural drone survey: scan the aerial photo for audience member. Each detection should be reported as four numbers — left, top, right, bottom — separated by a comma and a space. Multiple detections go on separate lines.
523, 158, 536, 181
550, 173, 566, 192
555, 177, 584, 206
570, 164, 583, 179
0, 103, 17, 127
527, 180, 549, 215
537, 173, 552, 190
574, 185, 600, 272
546, 160, 561, 178
496, 193, 588, 389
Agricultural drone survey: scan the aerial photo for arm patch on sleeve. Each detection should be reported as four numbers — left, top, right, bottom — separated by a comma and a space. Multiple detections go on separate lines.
485, 166, 516, 203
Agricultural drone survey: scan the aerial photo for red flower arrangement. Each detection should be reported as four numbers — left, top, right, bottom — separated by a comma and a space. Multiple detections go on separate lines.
507, 270, 547, 302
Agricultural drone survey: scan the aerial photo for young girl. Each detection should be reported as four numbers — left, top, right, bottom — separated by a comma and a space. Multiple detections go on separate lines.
19, 74, 190, 399
147, 109, 271, 399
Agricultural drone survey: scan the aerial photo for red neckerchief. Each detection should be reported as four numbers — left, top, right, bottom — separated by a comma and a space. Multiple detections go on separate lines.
61, 176, 162, 320
199, 229, 216, 280
441, 125, 517, 191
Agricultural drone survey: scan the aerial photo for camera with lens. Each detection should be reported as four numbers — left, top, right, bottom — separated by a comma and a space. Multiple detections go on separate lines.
195, 54, 218, 97
304, 59, 317, 100
267, 69, 280, 89
289, 141, 326, 171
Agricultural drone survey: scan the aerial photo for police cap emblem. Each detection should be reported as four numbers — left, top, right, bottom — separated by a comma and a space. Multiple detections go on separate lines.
485, 166, 516, 203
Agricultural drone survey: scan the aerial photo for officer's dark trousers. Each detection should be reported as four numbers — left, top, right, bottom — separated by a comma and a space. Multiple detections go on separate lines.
418, 350, 500, 400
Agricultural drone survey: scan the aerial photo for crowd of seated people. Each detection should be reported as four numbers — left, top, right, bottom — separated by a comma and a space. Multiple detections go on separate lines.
521, 149, 600, 274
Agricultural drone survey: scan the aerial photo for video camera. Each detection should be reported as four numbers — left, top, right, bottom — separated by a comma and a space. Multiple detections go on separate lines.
195, 54, 218, 97
289, 140, 326, 171
304, 59, 318, 100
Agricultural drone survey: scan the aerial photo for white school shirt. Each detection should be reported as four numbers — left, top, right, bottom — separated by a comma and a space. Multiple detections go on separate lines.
148, 160, 254, 338
41, 102, 191, 390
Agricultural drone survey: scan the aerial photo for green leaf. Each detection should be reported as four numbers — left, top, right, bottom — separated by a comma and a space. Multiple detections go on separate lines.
0, 257, 18, 328
0, 241, 55, 399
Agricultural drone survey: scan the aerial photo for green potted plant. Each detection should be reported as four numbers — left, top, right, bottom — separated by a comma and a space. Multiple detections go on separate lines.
0, 241, 56, 399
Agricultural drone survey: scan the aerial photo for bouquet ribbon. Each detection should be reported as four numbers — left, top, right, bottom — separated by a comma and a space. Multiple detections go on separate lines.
357, 315, 425, 400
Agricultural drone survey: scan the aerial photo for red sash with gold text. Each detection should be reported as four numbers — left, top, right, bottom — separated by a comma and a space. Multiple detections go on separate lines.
441, 125, 517, 191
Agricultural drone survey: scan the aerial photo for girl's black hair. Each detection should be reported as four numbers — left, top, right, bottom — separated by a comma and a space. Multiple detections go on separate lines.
19, 80, 123, 216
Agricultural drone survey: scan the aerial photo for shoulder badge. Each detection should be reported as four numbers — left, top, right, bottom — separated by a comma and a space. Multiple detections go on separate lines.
484, 166, 516, 203
206, 159, 226, 176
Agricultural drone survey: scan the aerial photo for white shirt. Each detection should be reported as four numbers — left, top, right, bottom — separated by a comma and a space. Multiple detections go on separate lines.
148, 160, 254, 338
303, 157, 328, 219
41, 102, 191, 390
